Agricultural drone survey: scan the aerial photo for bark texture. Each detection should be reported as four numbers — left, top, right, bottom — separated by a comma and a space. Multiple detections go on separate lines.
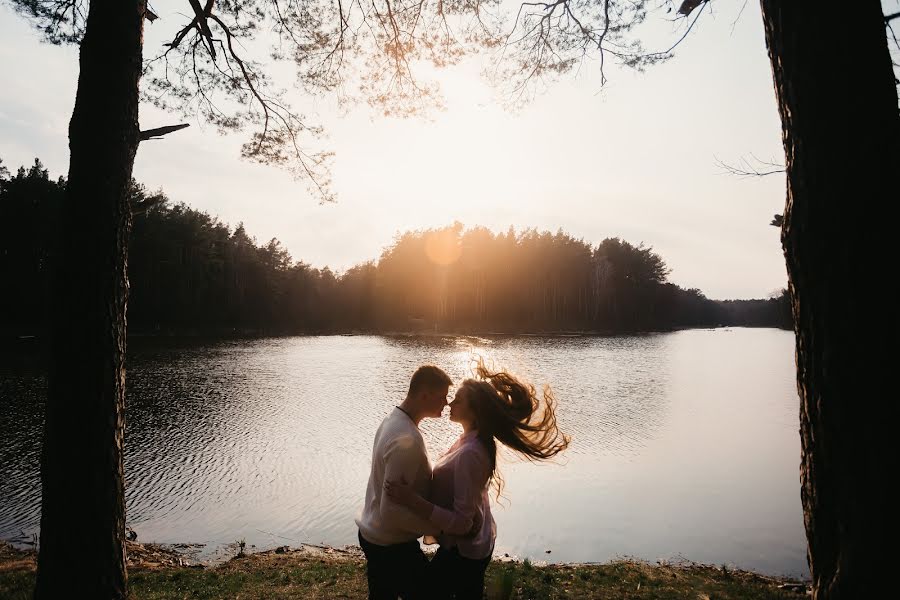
759, 1, 898, 597
34, 1, 145, 597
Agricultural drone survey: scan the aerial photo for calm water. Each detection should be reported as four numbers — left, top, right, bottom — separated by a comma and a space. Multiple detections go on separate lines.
0, 329, 808, 576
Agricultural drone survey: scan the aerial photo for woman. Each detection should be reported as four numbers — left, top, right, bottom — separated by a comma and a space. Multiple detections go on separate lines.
384, 362, 570, 599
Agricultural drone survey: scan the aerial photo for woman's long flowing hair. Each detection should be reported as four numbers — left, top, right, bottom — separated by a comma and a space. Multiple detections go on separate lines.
463, 360, 570, 498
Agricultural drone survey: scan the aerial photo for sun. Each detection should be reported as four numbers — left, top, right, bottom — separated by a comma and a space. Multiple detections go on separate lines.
424, 228, 462, 266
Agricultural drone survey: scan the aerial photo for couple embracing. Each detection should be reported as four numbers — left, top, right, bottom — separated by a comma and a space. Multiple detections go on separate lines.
356, 364, 569, 599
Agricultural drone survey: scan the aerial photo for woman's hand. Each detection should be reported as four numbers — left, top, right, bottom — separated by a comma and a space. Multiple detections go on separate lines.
463, 513, 483, 539
384, 477, 418, 507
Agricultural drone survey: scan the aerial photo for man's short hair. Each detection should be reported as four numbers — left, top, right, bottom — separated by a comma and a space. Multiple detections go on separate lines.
408, 365, 452, 395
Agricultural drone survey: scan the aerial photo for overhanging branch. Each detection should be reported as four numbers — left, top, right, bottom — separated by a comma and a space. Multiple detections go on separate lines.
139, 123, 190, 141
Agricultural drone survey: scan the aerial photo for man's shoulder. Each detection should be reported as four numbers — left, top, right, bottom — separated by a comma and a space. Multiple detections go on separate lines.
376, 410, 422, 444
375, 408, 400, 432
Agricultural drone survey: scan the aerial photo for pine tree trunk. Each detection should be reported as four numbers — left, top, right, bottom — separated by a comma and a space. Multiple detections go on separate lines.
35, 1, 144, 597
759, 1, 898, 597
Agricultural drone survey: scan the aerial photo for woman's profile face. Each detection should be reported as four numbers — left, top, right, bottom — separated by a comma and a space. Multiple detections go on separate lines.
449, 386, 476, 428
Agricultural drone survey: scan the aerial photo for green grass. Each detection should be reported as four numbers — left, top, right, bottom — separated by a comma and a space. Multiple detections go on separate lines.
484, 560, 802, 599
128, 555, 366, 599
1, 543, 805, 599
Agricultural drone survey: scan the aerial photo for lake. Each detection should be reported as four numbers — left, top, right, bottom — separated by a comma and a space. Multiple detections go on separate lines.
0, 328, 808, 577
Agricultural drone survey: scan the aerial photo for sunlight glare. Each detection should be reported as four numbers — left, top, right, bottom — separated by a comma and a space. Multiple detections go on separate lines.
424, 228, 463, 265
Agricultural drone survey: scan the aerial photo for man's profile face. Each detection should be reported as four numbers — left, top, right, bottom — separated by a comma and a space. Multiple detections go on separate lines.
426, 385, 450, 418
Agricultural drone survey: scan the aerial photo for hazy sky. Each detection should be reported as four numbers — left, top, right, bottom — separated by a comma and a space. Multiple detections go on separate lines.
0, 1, 792, 299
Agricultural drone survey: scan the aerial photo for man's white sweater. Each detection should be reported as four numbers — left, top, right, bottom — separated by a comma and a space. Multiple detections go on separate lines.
356, 407, 437, 545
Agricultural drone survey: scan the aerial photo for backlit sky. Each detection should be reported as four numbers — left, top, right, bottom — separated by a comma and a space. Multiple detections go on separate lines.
0, 1, 792, 299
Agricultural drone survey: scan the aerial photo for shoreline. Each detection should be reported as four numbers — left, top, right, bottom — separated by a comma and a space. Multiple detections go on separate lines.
2, 324, 789, 346
2, 540, 809, 598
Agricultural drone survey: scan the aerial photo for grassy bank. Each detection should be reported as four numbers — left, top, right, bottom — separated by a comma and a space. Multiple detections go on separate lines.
1, 542, 807, 599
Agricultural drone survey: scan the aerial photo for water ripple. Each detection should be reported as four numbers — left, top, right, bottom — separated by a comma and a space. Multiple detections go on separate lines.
0, 330, 807, 576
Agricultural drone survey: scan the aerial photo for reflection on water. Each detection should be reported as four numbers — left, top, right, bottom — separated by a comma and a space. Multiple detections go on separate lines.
0, 371, 43, 547
0, 329, 807, 576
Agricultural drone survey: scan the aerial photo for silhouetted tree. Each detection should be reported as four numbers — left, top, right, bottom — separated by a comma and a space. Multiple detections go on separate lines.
0, 159, 64, 338
758, 3, 897, 595
7, 1, 498, 594
492, 2, 898, 594
2, 164, 788, 339
13, 0, 879, 593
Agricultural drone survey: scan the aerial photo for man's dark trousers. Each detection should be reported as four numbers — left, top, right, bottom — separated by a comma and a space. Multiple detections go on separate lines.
358, 530, 428, 600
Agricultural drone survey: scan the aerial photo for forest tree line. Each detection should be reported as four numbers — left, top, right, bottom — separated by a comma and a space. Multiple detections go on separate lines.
0, 158, 791, 337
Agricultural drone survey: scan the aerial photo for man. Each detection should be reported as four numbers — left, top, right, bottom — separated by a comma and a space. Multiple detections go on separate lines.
356, 365, 452, 600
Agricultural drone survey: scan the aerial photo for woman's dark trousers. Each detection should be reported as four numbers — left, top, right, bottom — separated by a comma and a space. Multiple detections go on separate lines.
428, 545, 491, 600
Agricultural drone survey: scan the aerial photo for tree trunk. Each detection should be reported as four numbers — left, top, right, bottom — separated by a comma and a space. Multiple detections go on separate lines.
759, 2, 898, 597
35, 1, 145, 597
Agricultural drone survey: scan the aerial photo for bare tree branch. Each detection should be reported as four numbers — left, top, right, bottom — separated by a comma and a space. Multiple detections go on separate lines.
187, 0, 217, 59
491, 0, 715, 107
139, 123, 191, 140
715, 154, 786, 178
15, 0, 772, 200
